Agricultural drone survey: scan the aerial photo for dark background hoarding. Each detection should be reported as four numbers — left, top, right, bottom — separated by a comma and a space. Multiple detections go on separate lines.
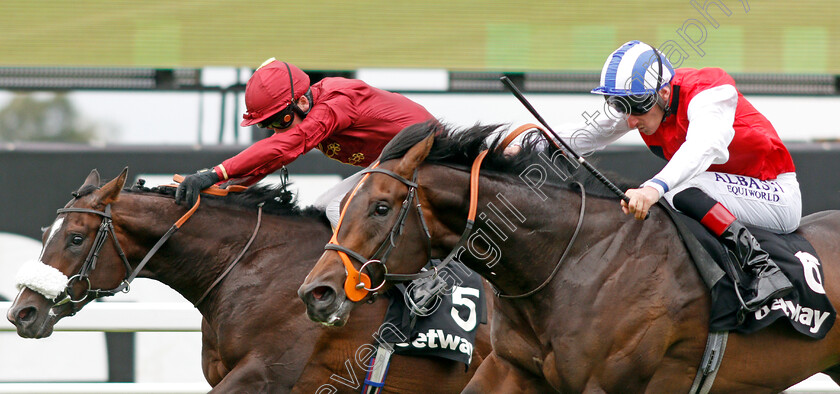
0, 144, 357, 239
3, 142, 839, 240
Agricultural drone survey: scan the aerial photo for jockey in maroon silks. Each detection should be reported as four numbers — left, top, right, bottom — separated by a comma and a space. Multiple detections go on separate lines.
175, 58, 434, 226
519, 41, 800, 311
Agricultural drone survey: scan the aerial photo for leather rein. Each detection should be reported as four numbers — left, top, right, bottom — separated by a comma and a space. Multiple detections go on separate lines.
51, 179, 257, 308
326, 124, 586, 300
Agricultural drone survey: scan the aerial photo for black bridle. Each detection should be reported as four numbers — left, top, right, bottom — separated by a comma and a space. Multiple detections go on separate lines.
51, 202, 185, 307
52, 205, 134, 306
39, 180, 264, 311
324, 153, 485, 302
43, 182, 264, 312
325, 167, 435, 294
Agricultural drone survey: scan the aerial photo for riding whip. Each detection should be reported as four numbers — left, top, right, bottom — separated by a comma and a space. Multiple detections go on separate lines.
500, 76, 648, 218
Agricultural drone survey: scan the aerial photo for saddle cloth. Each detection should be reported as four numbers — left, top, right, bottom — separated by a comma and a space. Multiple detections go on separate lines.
673, 210, 835, 339
380, 260, 487, 367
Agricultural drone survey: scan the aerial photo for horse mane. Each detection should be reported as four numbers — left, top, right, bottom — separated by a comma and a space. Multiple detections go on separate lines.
73, 184, 99, 198
126, 181, 327, 219
379, 120, 638, 198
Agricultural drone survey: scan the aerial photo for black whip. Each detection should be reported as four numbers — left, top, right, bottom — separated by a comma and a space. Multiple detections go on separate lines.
500, 76, 648, 218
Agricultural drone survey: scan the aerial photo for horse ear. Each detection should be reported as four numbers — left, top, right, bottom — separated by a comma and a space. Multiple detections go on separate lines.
394, 132, 435, 178
96, 167, 129, 205
81, 169, 101, 189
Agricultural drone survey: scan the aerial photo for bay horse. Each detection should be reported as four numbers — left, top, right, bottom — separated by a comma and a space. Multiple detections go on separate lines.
6, 168, 490, 393
299, 121, 840, 392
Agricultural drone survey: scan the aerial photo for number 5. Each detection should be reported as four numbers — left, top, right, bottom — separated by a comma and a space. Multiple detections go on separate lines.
451, 286, 480, 331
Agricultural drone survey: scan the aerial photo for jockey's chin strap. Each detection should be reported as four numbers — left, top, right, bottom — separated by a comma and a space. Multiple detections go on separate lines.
327, 123, 569, 302
52, 178, 247, 307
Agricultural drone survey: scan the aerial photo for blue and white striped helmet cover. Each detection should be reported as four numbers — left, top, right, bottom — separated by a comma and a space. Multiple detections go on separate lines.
591, 40, 674, 96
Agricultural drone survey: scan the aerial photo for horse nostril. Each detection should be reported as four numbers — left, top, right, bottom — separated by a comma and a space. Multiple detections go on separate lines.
17, 306, 35, 323
311, 286, 334, 302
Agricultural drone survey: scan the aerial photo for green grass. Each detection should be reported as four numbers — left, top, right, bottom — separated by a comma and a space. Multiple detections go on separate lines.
0, 0, 836, 73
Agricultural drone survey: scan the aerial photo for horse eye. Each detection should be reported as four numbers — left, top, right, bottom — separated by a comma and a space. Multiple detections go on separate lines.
373, 203, 390, 216
70, 234, 84, 246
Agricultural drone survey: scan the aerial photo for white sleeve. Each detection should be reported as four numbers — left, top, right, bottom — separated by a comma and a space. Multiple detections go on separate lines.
508, 112, 633, 155
646, 85, 737, 197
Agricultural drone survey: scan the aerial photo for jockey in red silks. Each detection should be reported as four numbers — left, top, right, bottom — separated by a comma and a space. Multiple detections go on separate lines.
175, 58, 434, 227
531, 41, 799, 311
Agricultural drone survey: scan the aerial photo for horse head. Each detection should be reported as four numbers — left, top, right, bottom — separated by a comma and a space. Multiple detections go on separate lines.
7, 168, 129, 338
299, 131, 438, 326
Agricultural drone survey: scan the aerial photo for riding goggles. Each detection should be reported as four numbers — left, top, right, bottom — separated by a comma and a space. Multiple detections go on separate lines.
605, 94, 658, 116
256, 105, 295, 129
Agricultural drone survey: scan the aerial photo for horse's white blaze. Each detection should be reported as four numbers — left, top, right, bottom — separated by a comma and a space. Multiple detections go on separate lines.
39, 217, 63, 261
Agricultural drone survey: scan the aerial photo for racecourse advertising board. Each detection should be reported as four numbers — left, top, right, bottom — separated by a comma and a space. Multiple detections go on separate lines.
0, 0, 836, 73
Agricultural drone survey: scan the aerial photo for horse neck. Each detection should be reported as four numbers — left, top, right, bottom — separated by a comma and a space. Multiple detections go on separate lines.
460, 177, 694, 312
111, 193, 332, 311
424, 166, 611, 297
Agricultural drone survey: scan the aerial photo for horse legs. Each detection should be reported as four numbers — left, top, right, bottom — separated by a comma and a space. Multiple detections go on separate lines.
208, 354, 281, 393
200, 318, 228, 387
462, 351, 554, 394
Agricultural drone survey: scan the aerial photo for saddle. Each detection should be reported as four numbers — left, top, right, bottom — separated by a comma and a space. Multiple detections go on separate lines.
663, 204, 835, 338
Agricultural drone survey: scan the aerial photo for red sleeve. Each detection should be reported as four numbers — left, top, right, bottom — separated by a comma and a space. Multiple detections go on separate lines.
217, 94, 357, 183
300, 94, 356, 152
218, 128, 307, 184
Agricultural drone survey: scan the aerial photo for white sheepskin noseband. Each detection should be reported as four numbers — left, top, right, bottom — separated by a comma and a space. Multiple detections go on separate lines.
15, 260, 69, 300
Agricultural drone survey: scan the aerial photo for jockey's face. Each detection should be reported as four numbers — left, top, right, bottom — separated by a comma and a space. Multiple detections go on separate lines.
270, 115, 301, 133
625, 87, 671, 135
270, 96, 311, 133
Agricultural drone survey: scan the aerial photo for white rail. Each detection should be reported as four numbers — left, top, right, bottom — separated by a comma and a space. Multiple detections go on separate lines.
0, 301, 207, 392
0, 383, 211, 393
0, 302, 836, 392
0, 302, 201, 332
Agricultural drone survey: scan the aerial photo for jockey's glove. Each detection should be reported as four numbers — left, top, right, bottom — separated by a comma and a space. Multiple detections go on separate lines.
175, 168, 220, 207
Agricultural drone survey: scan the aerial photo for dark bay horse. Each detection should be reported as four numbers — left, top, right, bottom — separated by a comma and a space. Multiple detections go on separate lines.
299, 121, 840, 392
6, 168, 489, 393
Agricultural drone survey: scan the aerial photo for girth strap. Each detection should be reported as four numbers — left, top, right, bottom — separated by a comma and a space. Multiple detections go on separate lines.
689, 331, 728, 394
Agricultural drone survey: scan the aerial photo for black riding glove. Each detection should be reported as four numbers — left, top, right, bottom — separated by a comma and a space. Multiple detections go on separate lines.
175, 168, 220, 207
